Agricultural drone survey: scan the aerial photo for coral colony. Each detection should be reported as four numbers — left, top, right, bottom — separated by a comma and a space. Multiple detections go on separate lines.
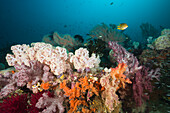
0, 28, 169, 113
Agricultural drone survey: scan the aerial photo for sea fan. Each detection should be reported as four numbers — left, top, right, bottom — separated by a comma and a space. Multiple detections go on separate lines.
0, 94, 28, 113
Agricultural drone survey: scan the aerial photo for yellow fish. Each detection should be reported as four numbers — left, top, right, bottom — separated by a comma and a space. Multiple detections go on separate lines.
117, 23, 128, 30
60, 74, 65, 79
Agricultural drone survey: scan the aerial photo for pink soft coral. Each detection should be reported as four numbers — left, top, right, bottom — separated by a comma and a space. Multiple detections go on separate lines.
133, 67, 153, 106
100, 63, 132, 112
28, 91, 64, 113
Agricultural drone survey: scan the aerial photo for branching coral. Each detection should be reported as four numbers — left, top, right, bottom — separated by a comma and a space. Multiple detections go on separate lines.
0, 60, 55, 98
109, 41, 142, 76
28, 91, 65, 113
132, 67, 160, 107
0, 94, 28, 113
6, 42, 100, 76
6, 42, 69, 75
35, 92, 65, 113
100, 63, 132, 112
70, 48, 100, 72
60, 76, 99, 113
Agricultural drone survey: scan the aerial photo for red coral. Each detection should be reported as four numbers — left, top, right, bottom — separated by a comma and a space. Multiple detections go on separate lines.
0, 94, 28, 113
28, 91, 54, 113
28, 91, 44, 113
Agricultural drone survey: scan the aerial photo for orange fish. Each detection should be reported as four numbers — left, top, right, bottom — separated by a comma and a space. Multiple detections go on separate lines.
11, 70, 15, 74
117, 23, 128, 30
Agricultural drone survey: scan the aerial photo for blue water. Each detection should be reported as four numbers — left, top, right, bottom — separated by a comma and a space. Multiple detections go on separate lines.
0, 0, 170, 47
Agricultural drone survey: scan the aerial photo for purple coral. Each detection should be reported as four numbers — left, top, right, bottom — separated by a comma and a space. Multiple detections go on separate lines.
36, 92, 65, 113
0, 72, 18, 98
133, 67, 153, 106
0, 60, 54, 98
108, 41, 142, 75
28, 91, 65, 113
13, 60, 54, 87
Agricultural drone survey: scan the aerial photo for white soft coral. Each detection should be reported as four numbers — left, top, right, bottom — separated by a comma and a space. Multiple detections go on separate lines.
70, 48, 100, 71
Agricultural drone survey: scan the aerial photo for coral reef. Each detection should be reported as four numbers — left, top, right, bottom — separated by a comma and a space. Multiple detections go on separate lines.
133, 66, 160, 107
139, 47, 169, 112
0, 60, 55, 98
133, 67, 152, 106
0, 38, 166, 112
28, 91, 65, 113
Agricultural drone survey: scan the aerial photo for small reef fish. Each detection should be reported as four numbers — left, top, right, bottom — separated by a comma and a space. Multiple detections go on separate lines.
11, 70, 15, 74
60, 74, 65, 79
117, 23, 128, 30
110, 2, 114, 5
